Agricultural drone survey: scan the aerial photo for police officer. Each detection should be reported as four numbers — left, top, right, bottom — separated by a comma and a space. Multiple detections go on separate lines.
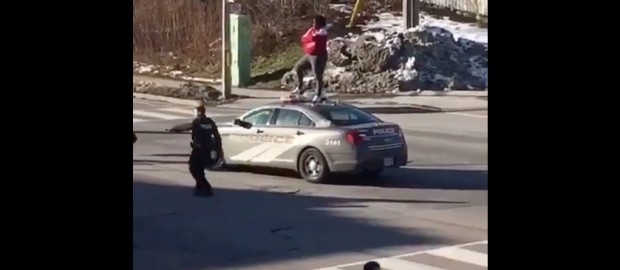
363, 261, 381, 270
188, 104, 221, 197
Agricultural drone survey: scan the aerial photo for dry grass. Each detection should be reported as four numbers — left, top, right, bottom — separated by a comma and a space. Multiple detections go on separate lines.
133, 0, 330, 77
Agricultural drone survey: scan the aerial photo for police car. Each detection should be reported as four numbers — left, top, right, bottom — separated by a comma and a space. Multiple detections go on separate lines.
216, 100, 408, 182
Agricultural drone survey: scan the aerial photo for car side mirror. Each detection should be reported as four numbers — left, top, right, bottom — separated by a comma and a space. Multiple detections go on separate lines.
233, 118, 252, 129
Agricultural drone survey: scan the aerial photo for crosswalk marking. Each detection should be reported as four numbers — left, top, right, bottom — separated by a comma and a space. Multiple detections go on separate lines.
133, 106, 240, 123
375, 257, 445, 270
158, 107, 196, 116
133, 110, 187, 120
314, 240, 488, 270
426, 246, 487, 267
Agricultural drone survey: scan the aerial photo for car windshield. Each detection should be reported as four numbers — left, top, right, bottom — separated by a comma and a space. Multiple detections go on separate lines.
313, 106, 379, 126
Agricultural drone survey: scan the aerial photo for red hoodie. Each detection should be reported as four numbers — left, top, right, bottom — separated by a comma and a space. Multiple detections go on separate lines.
301, 27, 328, 55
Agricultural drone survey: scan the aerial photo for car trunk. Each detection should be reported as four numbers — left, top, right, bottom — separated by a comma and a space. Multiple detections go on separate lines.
341, 122, 407, 169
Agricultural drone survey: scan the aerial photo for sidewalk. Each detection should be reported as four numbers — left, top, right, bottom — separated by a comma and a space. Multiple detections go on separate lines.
133, 75, 488, 112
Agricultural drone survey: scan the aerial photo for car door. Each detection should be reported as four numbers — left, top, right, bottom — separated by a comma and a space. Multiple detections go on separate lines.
224, 108, 276, 165
251, 108, 316, 169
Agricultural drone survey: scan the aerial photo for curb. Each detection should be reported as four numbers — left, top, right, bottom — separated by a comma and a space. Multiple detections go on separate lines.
395, 91, 487, 97
133, 72, 221, 84
133, 74, 488, 98
216, 103, 488, 114
133, 93, 256, 107
133, 93, 487, 114
359, 105, 487, 114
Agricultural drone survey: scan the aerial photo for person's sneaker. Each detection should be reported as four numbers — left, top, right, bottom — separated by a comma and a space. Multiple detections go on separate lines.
312, 94, 327, 103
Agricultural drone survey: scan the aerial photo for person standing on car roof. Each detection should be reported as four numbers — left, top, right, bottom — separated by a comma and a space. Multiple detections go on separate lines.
188, 104, 221, 197
290, 15, 329, 103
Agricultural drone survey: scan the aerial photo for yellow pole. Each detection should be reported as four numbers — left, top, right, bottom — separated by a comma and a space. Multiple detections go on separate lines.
347, 0, 364, 28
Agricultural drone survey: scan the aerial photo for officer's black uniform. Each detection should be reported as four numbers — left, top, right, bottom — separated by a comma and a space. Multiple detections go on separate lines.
363, 261, 381, 270
189, 111, 221, 196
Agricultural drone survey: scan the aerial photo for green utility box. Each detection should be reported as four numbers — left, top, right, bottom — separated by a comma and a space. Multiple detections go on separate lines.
230, 14, 251, 87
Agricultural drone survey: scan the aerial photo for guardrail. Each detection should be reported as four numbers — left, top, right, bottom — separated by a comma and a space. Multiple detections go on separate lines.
421, 0, 488, 16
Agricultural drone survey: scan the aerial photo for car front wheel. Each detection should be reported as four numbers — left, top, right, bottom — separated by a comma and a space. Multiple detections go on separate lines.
298, 148, 330, 183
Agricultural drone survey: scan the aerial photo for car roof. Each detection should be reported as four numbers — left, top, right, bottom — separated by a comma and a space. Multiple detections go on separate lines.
262, 100, 356, 112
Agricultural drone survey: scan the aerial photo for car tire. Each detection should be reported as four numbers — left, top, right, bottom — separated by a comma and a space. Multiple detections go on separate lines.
298, 148, 330, 183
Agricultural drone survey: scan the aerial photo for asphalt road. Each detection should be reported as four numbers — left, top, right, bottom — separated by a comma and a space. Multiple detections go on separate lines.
133, 98, 488, 270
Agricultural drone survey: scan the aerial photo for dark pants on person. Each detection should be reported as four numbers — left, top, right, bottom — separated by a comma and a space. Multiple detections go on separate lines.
294, 53, 328, 96
188, 148, 213, 192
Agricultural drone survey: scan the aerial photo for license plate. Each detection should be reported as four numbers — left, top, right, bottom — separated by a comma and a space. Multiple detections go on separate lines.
383, 157, 394, 167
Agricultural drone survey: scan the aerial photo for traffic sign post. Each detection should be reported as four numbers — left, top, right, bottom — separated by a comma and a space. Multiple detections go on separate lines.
221, 0, 233, 100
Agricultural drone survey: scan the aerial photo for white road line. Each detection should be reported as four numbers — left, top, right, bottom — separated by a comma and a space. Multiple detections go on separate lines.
447, 112, 488, 119
209, 113, 239, 117
133, 110, 186, 120
158, 107, 195, 116
426, 246, 488, 267
133, 118, 147, 123
375, 257, 445, 270
313, 240, 488, 270
158, 107, 238, 117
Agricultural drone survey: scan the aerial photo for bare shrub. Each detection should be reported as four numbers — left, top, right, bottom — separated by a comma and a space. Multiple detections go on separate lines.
133, 0, 330, 72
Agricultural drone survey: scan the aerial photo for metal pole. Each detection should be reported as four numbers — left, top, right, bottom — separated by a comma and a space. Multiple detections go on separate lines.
221, 0, 232, 100
348, 0, 364, 28
403, 0, 420, 29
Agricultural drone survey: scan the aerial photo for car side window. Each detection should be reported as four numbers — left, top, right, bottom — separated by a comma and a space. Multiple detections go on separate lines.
330, 110, 358, 121
275, 109, 301, 126
242, 109, 274, 126
275, 109, 315, 127
298, 113, 314, 127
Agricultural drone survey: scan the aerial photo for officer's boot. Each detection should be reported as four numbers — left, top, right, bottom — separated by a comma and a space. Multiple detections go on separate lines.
193, 179, 213, 197
202, 181, 214, 196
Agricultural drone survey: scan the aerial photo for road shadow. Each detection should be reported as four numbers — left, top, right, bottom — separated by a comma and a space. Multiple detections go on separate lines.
133, 180, 454, 270
213, 165, 487, 191
330, 167, 488, 191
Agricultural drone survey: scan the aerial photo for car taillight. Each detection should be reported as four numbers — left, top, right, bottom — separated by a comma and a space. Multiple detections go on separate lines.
345, 131, 363, 145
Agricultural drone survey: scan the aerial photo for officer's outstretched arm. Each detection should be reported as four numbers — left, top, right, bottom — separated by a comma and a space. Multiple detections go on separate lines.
168, 122, 193, 133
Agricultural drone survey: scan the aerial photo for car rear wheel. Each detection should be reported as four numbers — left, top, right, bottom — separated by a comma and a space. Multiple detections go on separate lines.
298, 148, 330, 183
